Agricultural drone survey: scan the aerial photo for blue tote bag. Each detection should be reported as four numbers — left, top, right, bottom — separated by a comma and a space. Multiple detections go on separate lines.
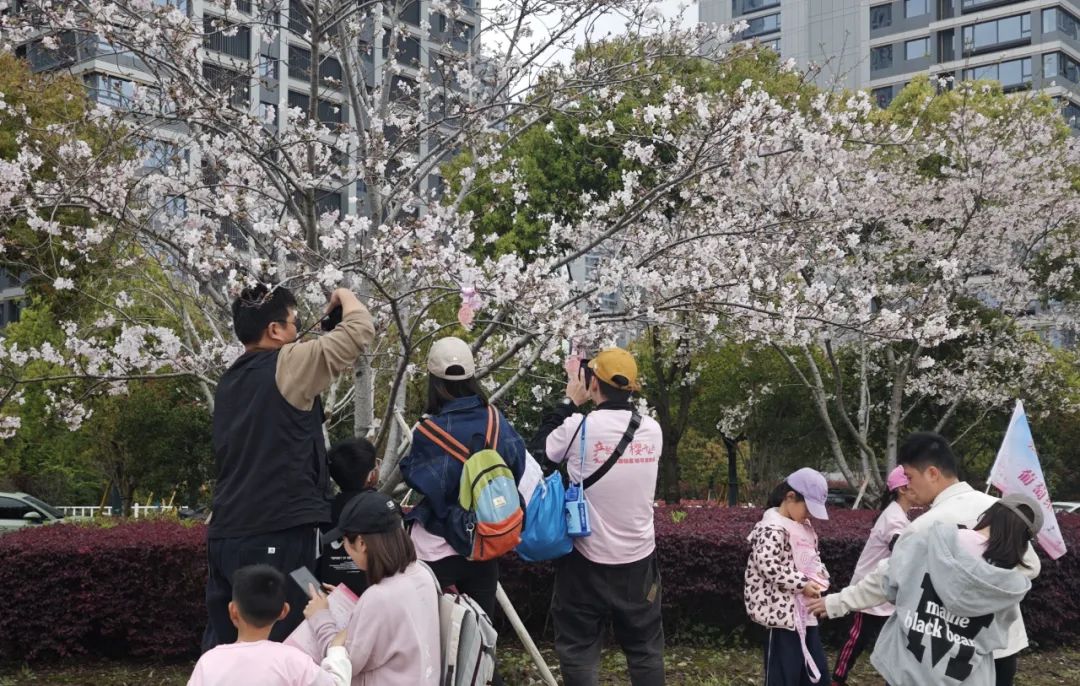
515, 471, 573, 562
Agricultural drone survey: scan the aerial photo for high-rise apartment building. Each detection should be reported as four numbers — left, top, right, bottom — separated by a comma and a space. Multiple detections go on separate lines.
701, 0, 1080, 126
2, 0, 480, 322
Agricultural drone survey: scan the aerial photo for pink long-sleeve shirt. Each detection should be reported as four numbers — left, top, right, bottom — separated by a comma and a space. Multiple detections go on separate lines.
307, 562, 440, 686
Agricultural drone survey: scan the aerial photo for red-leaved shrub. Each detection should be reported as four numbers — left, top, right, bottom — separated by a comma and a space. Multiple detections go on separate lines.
1, 507, 1078, 662
0, 520, 206, 661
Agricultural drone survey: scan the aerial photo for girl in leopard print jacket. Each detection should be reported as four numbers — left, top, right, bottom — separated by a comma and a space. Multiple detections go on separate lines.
745, 469, 831, 685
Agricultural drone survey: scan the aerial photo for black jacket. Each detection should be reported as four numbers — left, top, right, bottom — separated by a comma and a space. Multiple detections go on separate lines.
210, 349, 330, 538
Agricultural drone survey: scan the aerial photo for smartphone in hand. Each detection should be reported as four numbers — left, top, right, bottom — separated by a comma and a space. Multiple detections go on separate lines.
289, 566, 323, 599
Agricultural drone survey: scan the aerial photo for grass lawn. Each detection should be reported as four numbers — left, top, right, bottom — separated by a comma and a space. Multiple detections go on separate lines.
3, 644, 1080, 685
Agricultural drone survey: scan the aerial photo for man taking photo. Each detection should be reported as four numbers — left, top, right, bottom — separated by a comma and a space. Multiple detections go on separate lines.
204, 284, 375, 651
530, 347, 665, 686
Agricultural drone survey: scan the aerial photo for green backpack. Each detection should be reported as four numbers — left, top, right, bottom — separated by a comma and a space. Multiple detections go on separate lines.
417, 405, 524, 560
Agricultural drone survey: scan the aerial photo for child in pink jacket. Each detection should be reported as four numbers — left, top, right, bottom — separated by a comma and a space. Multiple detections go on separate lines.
745, 468, 831, 686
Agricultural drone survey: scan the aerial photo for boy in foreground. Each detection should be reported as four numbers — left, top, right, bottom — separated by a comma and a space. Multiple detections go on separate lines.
190, 565, 350, 686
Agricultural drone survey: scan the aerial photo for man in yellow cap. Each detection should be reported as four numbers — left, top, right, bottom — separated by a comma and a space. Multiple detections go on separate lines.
529, 347, 665, 686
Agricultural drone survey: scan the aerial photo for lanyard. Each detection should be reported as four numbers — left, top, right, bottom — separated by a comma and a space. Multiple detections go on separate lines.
578, 418, 587, 483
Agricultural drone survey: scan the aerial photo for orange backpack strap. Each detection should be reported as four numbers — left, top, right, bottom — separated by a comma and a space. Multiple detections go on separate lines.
416, 418, 469, 464
485, 405, 500, 450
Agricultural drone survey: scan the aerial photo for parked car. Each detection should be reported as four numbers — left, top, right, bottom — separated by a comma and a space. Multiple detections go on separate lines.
826, 489, 858, 508
0, 492, 65, 532
1053, 501, 1080, 515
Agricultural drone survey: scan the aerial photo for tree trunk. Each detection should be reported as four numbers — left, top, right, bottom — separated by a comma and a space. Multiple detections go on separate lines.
658, 438, 682, 504
722, 433, 745, 506
353, 355, 375, 438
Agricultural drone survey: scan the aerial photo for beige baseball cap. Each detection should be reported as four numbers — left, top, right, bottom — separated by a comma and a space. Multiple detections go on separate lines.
427, 337, 476, 380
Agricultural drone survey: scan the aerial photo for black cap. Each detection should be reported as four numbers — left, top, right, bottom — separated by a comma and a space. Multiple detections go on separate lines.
324, 491, 403, 542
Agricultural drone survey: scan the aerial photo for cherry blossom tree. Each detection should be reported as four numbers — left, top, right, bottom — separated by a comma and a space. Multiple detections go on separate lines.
0, 0, 1077, 499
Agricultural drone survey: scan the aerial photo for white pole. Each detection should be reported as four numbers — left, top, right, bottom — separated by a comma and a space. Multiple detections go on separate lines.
495, 582, 558, 686
852, 478, 870, 510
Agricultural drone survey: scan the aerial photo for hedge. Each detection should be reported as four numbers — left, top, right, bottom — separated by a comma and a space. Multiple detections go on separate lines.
2, 508, 1078, 661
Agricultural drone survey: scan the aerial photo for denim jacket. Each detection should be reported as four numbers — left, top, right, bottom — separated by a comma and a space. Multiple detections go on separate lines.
400, 396, 526, 557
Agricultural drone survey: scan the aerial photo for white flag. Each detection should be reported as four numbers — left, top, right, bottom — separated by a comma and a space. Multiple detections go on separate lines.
988, 400, 1067, 560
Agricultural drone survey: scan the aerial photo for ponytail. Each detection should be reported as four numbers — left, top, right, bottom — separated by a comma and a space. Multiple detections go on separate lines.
767, 480, 804, 509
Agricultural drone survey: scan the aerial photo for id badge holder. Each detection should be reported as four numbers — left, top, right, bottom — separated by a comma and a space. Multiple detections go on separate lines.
565, 418, 591, 538
564, 482, 591, 538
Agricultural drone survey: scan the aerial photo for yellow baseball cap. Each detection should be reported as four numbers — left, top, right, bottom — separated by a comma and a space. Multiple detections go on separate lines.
588, 347, 640, 392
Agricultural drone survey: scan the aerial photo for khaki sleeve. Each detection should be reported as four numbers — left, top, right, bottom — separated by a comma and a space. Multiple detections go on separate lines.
276, 304, 375, 411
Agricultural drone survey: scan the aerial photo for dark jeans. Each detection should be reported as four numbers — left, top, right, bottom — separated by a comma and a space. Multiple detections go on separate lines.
832, 612, 887, 683
426, 555, 503, 686
551, 549, 665, 686
764, 626, 829, 686
202, 524, 318, 653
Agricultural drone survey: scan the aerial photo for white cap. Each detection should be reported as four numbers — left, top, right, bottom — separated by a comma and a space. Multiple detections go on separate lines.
427, 337, 476, 380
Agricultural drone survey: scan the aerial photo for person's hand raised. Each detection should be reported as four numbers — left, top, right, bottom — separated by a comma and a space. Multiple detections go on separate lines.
303, 583, 330, 619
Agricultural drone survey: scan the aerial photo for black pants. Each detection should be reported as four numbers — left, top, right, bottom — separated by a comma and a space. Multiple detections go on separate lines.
994, 655, 1018, 686
551, 549, 665, 686
764, 626, 829, 686
202, 524, 318, 653
832, 612, 888, 683
426, 555, 503, 686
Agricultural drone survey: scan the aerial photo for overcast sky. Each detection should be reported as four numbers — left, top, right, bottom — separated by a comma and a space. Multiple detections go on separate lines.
483, 1, 702, 73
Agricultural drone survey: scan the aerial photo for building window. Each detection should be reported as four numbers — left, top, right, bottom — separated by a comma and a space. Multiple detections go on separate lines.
905, 37, 930, 61
731, 0, 781, 16
870, 4, 892, 31
763, 37, 780, 54
258, 53, 278, 80
743, 12, 781, 38
436, 15, 475, 50
1044, 52, 1080, 84
872, 85, 894, 109
961, 0, 1019, 12
288, 44, 311, 80
84, 73, 135, 108
139, 138, 185, 171
288, 45, 343, 86
384, 30, 422, 64
962, 14, 1031, 56
400, 1, 420, 25
259, 102, 277, 127
287, 90, 341, 125
288, 0, 309, 35
1062, 99, 1080, 132
905, 0, 928, 18
963, 57, 1032, 90
203, 15, 251, 59
203, 63, 249, 108
871, 45, 893, 71
1043, 8, 1080, 42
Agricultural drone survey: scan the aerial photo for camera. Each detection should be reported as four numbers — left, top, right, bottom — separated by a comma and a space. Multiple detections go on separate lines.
321, 304, 343, 332
579, 358, 594, 388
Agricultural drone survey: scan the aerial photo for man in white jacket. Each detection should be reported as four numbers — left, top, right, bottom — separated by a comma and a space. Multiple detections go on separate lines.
808, 432, 1040, 686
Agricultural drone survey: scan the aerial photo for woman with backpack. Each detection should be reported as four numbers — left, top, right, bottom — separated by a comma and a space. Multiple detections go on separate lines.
399, 337, 527, 684
303, 491, 440, 685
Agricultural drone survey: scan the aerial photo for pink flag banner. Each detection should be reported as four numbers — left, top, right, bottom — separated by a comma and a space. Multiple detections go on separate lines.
989, 400, 1067, 560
